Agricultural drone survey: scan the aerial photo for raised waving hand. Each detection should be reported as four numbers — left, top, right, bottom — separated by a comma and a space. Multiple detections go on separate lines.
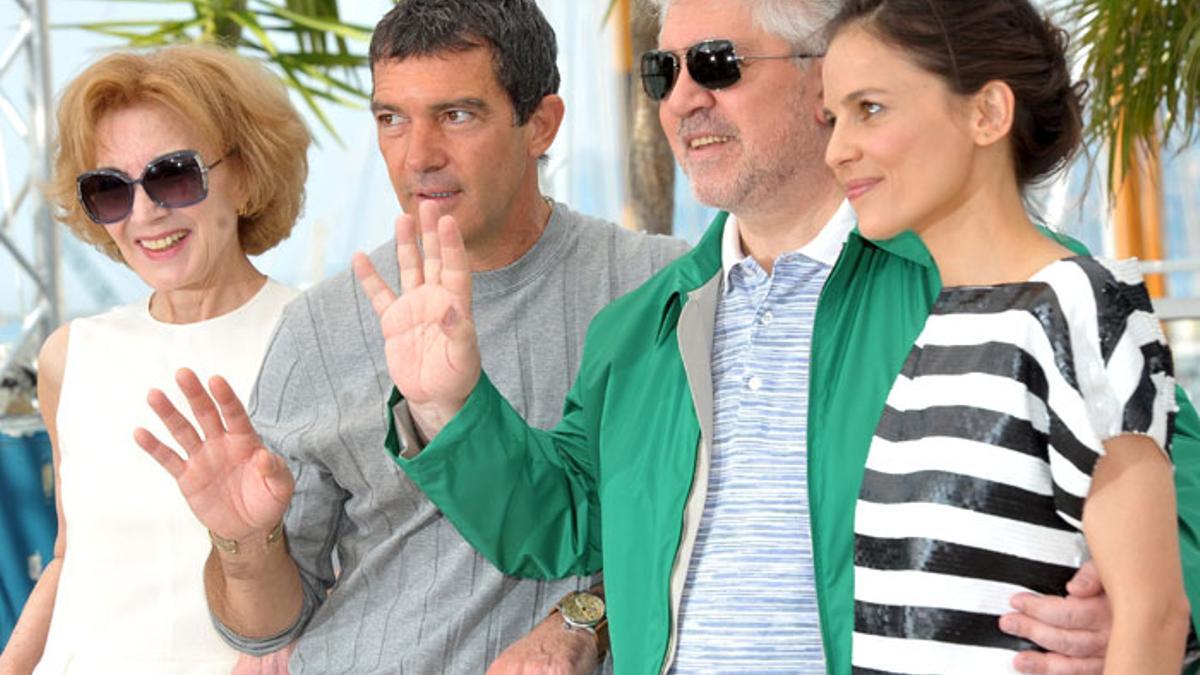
134, 369, 293, 546
352, 200, 481, 440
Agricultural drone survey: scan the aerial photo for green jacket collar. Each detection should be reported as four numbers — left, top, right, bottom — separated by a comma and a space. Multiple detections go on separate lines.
651, 210, 959, 346
655, 211, 726, 346
867, 229, 937, 270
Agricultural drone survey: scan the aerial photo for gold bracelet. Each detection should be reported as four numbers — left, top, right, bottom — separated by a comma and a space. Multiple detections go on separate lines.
209, 520, 284, 555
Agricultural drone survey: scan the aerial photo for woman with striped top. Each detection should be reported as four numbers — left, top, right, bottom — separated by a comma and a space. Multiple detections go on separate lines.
821, 1, 1187, 673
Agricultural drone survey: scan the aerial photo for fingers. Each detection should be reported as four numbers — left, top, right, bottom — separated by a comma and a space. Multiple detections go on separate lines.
146, 387, 203, 455
375, 205, 467, 301
1012, 650, 1104, 675
1064, 560, 1102, 597
176, 368, 227, 441
352, 252, 398, 319
439, 214, 472, 300
419, 200, 443, 287
209, 375, 256, 437
253, 448, 295, 504
1008, 591, 1109, 634
132, 427, 186, 479
395, 213, 423, 292
229, 654, 257, 675
272, 644, 297, 673
999, 609, 1107, 658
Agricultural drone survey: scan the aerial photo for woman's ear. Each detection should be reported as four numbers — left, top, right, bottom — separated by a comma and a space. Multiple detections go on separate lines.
971, 80, 1016, 148
226, 154, 252, 217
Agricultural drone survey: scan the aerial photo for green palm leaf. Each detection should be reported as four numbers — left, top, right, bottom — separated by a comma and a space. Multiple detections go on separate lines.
259, 6, 372, 42
1056, 0, 1200, 192
59, 0, 371, 143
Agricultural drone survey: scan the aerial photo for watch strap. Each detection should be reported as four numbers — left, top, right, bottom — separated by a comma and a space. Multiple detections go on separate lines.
592, 616, 610, 660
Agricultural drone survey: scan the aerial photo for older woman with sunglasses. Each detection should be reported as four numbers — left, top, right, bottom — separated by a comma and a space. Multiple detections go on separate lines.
0, 46, 308, 674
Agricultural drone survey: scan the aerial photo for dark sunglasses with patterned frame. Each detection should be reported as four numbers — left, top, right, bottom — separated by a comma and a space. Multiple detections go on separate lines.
76, 149, 231, 225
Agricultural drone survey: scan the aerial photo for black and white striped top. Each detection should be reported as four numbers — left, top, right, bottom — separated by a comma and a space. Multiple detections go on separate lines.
852, 256, 1176, 674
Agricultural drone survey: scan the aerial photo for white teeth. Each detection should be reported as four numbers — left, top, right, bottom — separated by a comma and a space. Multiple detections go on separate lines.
427, 192, 455, 198
689, 135, 731, 149
141, 231, 187, 251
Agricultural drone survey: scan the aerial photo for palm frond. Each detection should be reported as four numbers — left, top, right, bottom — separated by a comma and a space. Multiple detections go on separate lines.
71, 0, 196, 4
60, 0, 371, 143
603, 0, 620, 26
1056, 0, 1200, 191
260, 5, 371, 42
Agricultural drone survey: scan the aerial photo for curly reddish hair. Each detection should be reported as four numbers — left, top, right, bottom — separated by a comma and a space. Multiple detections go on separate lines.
49, 45, 311, 262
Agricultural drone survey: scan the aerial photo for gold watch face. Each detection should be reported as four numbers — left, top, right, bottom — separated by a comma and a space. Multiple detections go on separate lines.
561, 592, 605, 626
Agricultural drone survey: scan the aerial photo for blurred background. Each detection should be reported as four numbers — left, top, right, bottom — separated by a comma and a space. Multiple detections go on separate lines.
0, 0, 716, 362
3, 0, 1199, 391
1, 0, 1198, 646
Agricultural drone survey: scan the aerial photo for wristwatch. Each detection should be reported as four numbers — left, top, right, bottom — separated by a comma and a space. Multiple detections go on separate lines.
555, 590, 610, 658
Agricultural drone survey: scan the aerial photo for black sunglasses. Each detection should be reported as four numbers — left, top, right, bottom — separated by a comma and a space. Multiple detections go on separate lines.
640, 39, 821, 102
76, 149, 230, 225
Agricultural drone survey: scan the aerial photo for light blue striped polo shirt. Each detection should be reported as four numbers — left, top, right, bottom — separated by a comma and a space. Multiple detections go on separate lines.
670, 202, 856, 673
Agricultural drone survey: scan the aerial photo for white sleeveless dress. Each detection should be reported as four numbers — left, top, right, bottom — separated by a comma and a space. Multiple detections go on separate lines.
35, 279, 298, 675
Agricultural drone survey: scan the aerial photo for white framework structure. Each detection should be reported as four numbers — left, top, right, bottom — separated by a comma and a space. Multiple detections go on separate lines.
1, 0, 58, 381
1141, 259, 1200, 321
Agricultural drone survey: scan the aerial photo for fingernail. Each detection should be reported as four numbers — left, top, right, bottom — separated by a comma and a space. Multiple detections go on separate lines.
442, 308, 459, 328
998, 615, 1016, 633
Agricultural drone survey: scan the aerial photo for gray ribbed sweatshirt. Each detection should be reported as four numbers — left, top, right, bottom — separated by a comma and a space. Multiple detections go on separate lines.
218, 202, 688, 674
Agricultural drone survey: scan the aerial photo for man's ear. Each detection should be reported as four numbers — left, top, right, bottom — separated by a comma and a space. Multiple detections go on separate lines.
526, 94, 565, 158
971, 80, 1015, 148
807, 58, 827, 125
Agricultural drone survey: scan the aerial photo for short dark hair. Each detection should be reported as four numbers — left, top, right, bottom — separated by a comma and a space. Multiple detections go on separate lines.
369, 0, 560, 125
828, 0, 1087, 188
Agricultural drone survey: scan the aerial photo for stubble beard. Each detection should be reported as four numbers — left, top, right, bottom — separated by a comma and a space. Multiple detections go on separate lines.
684, 87, 824, 215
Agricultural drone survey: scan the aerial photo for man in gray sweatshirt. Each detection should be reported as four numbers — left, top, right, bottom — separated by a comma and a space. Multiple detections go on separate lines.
134, 1, 686, 673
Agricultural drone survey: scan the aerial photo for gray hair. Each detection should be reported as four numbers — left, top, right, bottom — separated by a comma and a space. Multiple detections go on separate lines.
369, 0, 560, 125
649, 0, 842, 53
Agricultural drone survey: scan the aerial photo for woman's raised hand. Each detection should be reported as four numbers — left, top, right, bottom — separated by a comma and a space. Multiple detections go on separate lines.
134, 368, 293, 546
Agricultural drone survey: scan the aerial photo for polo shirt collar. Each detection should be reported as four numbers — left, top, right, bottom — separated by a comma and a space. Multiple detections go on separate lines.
720, 199, 857, 288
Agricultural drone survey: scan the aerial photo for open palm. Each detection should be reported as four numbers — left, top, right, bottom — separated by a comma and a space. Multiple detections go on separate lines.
135, 368, 293, 543
353, 201, 481, 436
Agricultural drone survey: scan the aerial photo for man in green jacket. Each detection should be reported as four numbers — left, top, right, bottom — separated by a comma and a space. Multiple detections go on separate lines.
355, 0, 1200, 672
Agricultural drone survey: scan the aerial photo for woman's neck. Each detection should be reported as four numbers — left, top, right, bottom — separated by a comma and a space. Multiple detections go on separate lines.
148, 256, 266, 324
920, 173, 1073, 287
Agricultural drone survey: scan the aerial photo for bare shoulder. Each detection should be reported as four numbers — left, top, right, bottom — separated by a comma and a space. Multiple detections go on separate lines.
37, 322, 71, 405
39, 323, 70, 378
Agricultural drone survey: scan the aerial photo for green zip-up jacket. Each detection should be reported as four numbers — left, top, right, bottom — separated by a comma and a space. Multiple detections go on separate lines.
393, 212, 1200, 674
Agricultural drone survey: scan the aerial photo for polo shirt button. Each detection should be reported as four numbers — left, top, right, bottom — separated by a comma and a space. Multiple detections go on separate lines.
760, 311, 774, 326
747, 375, 763, 391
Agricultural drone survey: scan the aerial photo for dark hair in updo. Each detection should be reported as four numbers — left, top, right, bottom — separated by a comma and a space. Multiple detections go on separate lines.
827, 0, 1087, 188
